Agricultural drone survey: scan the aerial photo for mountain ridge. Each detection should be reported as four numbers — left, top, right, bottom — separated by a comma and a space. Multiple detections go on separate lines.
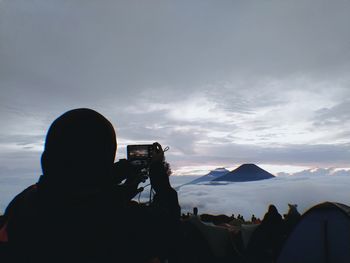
212, 163, 275, 182
185, 168, 230, 185
175, 164, 275, 190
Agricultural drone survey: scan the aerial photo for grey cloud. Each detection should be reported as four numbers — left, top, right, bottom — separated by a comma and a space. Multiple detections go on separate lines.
0, 0, 350, 192
1, 0, 349, 118
0, 149, 41, 172
2, 0, 350, 105
193, 143, 350, 168
204, 79, 289, 114
0, 134, 44, 146
283, 168, 350, 177
313, 100, 350, 127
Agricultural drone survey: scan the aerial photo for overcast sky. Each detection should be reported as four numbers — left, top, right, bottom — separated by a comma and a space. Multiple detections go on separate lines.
1, 0, 350, 185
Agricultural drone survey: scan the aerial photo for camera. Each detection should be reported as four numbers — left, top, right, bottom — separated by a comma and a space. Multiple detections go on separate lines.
127, 144, 154, 168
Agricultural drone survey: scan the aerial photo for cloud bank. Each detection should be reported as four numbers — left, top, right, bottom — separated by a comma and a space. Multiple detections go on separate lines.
176, 172, 350, 219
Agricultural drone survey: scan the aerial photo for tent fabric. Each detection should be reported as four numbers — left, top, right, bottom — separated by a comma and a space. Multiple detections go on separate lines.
240, 224, 259, 248
277, 202, 350, 263
187, 216, 234, 259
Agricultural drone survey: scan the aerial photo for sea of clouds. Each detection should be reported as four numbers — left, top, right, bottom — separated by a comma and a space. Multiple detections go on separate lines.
172, 170, 350, 219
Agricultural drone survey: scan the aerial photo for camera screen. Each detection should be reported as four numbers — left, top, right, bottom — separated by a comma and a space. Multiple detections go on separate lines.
127, 145, 152, 160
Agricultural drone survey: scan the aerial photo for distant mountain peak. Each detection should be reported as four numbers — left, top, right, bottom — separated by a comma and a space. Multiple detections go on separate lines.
175, 164, 274, 190
237, 163, 260, 168
213, 163, 274, 182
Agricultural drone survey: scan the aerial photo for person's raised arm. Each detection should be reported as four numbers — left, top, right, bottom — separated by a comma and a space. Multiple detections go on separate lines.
149, 142, 180, 218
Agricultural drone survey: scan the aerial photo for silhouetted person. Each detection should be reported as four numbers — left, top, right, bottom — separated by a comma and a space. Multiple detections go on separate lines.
283, 204, 301, 236
193, 207, 198, 216
247, 205, 284, 263
251, 214, 257, 223
2, 108, 180, 263
237, 214, 244, 222
261, 205, 283, 226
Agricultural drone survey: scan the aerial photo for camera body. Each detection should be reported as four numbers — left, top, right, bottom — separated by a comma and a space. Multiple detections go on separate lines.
127, 144, 154, 168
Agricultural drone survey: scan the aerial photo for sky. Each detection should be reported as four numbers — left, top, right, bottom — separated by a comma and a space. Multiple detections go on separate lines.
1, 0, 350, 194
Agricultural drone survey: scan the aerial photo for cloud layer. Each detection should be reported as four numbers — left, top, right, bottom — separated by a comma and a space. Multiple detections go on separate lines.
2, 168, 350, 216
0, 1, 349, 188
175, 170, 350, 219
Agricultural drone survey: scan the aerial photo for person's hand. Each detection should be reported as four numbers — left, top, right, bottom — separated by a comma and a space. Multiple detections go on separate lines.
149, 142, 171, 193
151, 142, 165, 165
111, 159, 145, 200
110, 159, 130, 184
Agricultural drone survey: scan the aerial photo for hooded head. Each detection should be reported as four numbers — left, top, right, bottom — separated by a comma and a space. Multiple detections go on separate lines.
41, 108, 117, 189
268, 204, 278, 214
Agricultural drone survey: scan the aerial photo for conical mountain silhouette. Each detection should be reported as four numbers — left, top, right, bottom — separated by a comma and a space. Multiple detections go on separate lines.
213, 163, 274, 182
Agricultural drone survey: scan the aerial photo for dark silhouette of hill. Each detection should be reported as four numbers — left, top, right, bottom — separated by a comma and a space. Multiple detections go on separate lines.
213, 164, 275, 182
187, 168, 230, 184
174, 168, 229, 190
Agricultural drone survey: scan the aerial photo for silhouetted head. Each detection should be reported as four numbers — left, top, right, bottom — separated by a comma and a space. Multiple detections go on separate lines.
268, 204, 278, 214
41, 108, 116, 189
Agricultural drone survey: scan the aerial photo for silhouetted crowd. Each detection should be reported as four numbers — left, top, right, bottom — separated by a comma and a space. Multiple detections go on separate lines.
178, 204, 301, 263
0, 109, 302, 263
